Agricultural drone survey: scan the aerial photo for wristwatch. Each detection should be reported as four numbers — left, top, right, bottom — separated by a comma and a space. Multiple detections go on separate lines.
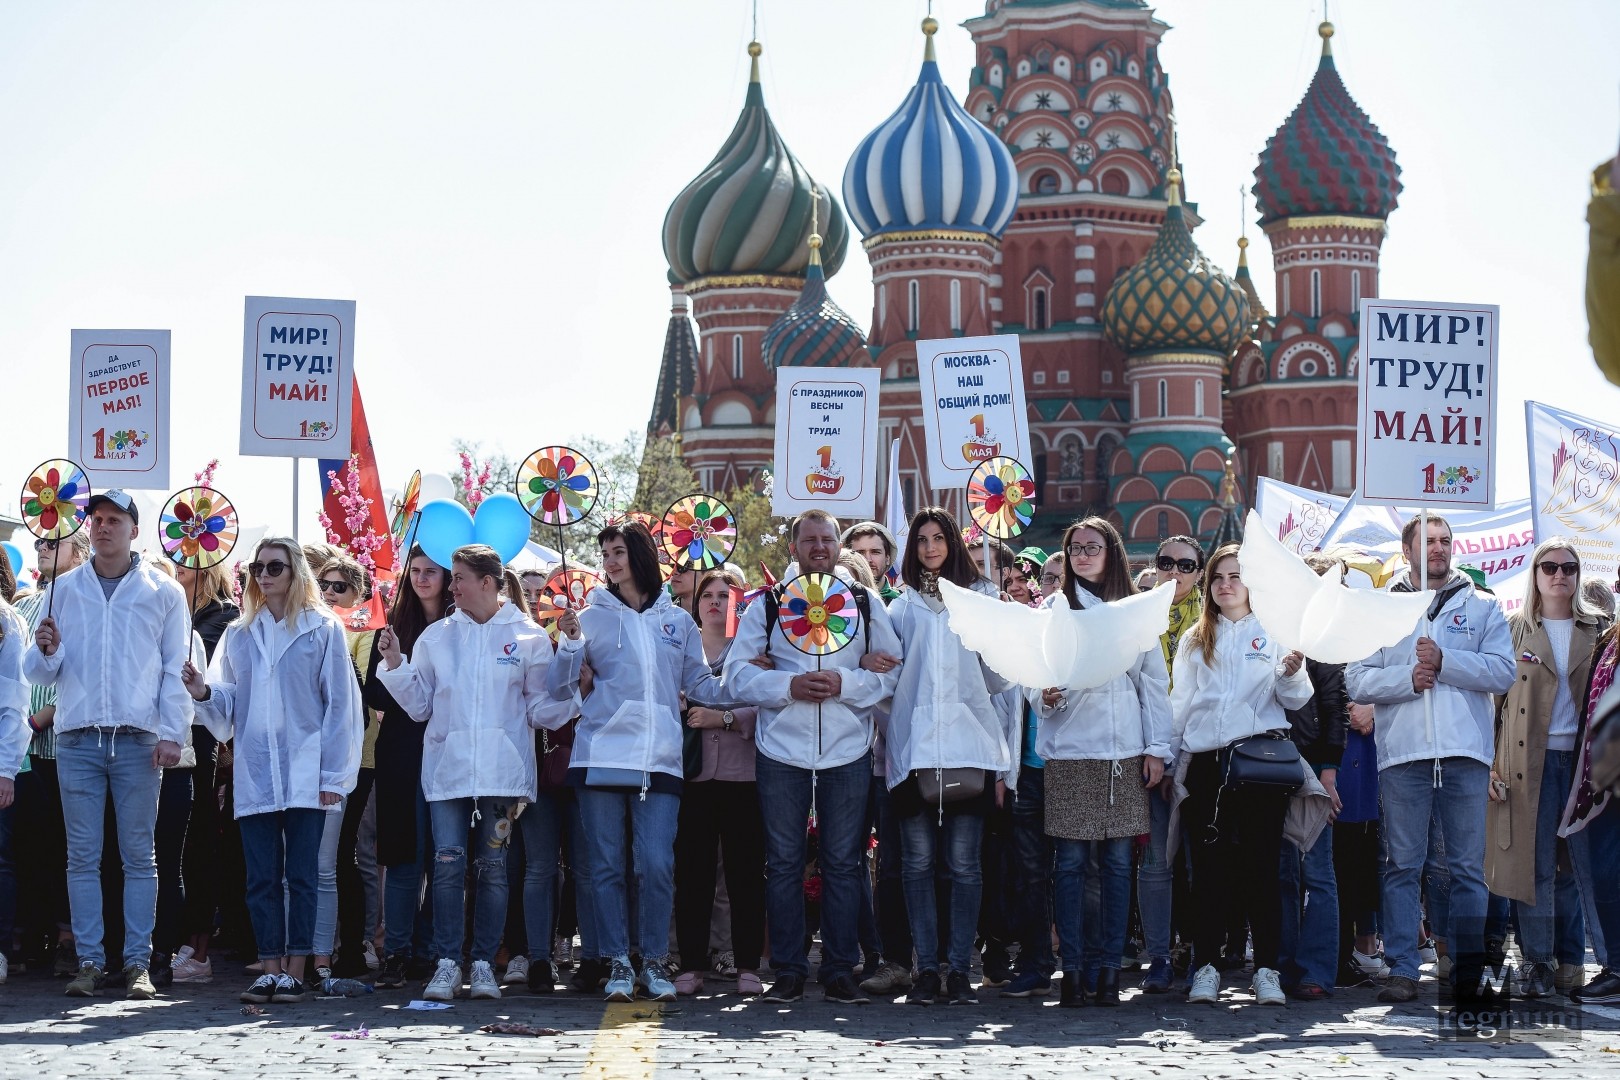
722, 710, 735, 732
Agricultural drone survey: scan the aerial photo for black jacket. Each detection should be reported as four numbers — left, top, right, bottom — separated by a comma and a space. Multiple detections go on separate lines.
1287, 660, 1349, 769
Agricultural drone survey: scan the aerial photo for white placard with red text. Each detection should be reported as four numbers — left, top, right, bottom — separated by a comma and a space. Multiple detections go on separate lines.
914, 334, 1032, 493
770, 367, 882, 519
68, 329, 171, 489
239, 295, 355, 458
1357, 298, 1498, 509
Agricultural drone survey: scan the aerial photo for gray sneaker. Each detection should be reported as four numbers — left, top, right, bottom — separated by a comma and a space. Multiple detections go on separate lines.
1377, 975, 1420, 1003
124, 963, 156, 1000
859, 960, 913, 995
65, 962, 104, 997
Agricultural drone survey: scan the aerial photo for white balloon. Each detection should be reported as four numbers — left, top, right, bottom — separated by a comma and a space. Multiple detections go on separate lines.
419, 472, 456, 504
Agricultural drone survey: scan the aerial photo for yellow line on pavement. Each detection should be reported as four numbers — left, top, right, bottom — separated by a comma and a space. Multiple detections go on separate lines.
581, 1001, 660, 1079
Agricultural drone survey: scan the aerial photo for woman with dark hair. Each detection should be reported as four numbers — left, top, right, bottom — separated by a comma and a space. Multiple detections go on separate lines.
553, 522, 727, 1002
367, 545, 450, 989
377, 544, 572, 1002
1031, 516, 1172, 1007
882, 507, 1011, 1005
1170, 543, 1311, 1007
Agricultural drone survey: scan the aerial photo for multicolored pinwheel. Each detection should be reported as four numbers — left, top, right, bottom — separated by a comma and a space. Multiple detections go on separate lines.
391, 470, 421, 548
516, 446, 598, 526
967, 456, 1037, 539
661, 494, 735, 571
159, 486, 239, 569
533, 568, 600, 641
778, 572, 860, 657
20, 459, 91, 539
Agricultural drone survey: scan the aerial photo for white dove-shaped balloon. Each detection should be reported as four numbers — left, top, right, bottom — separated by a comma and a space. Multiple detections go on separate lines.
938, 578, 1175, 691
1238, 508, 1430, 664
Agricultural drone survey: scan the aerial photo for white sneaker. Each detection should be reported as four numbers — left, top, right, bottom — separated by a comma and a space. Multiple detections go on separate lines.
1437, 955, 1453, 981
171, 946, 213, 984
1419, 940, 1439, 966
364, 942, 380, 971
1187, 963, 1220, 1004
424, 959, 461, 1002
1252, 967, 1286, 1006
501, 956, 529, 986
469, 960, 501, 1000
1352, 948, 1391, 978
554, 936, 573, 968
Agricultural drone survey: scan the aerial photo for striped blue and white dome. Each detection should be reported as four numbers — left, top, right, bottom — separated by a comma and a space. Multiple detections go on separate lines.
842, 19, 1018, 241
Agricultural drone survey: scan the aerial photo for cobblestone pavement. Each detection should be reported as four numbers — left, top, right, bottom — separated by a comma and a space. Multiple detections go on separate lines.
2, 965, 1618, 1079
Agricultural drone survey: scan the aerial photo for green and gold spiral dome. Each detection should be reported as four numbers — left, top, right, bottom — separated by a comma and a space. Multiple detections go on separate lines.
1102, 169, 1249, 356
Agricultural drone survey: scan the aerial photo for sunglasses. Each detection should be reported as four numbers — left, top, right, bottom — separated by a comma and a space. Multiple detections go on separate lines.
33, 538, 58, 551
248, 560, 289, 579
1157, 555, 1199, 574
1538, 561, 1580, 577
1067, 543, 1105, 557
319, 579, 352, 595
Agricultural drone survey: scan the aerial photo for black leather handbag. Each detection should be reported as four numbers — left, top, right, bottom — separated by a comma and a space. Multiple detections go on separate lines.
1218, 732, 1303, 795
916, 767, 985, 805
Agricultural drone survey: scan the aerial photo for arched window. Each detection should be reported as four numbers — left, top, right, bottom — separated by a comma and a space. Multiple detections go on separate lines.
1194, 378, 1205, 417
1310, 269, 1322, 318
908, 280, 920, 332
1032, 289, 1048, 331
1282, 274, 1292, 314
878, 283, 887, 330
1100, 170, 1129, 196
732, 334, 743, 380
1351, 269, 1362, 310
1033, 170, 1059, 196
950, 280, 962, 331
1157, 378, 1168, 417
1157, 511, 1169, 539
1096, 436, 1119, 483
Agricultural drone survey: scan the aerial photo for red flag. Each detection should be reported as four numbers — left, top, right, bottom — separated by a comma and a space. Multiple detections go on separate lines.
725, 585, 742, 639
319, 378, 394, 574
759, 560, 777, 587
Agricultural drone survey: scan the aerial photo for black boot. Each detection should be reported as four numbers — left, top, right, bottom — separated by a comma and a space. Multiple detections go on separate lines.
1059, 971, 1086, 1008
1094, 968, 1120, 1006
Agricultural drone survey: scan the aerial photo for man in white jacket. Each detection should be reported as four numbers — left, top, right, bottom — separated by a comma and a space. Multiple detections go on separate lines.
724, 509, 903, 1005
25, 490, 192, 1000
1346, 514, 1514, 1007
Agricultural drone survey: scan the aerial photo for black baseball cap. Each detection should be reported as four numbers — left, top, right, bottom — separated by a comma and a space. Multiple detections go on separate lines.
85, 489, 138, 524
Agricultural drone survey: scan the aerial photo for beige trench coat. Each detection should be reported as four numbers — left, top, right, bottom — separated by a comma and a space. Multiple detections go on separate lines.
1485, 612, 1600, 904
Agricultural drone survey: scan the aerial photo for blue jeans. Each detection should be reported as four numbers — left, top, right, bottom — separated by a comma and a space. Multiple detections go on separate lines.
382, 781, 432, 957
1572, 798, 1620, 967
1008, 767, 1054, 976
311, 799, 343, 957
1138, 786, 1174, 963
1424, 814, 1451, 944
1053, 836, 1131, 973
239, 808, 325, 961
756, 752, 870, 983
520, 788, 595, 962
56, 728, 163, 970
898, 807, 983, 974
1380, 758, 1489, 983
428, 796, 514, 965
1516, 749, 1577, 966
576, 787, 678, 961
1280, 830, 1339, 992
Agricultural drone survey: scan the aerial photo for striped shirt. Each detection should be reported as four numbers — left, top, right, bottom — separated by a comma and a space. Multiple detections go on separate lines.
14, 589, 55, 759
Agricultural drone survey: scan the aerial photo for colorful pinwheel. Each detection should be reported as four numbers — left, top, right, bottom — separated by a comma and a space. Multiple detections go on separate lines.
778, 572, 860, 657
160, 486, 239, 569
967, 456, 1037, 539
391, 470, 421, 548
20, 459, 91, 539
661, 494, 735, 571
533, 569, 600, 641
517, 446, 598, 526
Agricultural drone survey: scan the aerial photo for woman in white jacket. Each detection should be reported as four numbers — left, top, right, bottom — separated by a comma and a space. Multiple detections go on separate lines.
884, 508, 1011, 1006
1169, 543, 1310, 1007
553, 521, 726, 1003
376, 545, 574, 1003
181, 537, 363, 1006
1033, 517, 1172, 1008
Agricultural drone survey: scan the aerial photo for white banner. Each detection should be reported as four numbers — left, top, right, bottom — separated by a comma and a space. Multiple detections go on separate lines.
1254, 476, 1535, 610
68, 329, 171, 489
1527, 400, 1620, 588
914, 333, 1031, 492
770, 367, 881, 519
239, 296, 355, 458
1357, 298, 1499, 509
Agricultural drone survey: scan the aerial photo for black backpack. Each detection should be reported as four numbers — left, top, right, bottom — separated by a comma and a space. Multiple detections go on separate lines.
761, 580, 873, 657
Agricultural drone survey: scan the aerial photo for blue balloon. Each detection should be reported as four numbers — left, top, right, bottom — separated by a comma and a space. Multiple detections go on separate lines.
472, 492, 533, 563
414, 499, 475, 569
1, 541, 22, 578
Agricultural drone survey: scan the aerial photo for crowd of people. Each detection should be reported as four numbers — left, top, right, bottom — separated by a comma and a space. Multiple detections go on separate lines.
1, 486, 1618, 1021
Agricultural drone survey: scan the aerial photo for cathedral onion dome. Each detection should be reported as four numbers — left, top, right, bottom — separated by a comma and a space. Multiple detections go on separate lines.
761, 228, 867, 369
1233, 236, 1269, 324
842, 18, 1017, 241
663, 42, 849, 284
1101, 170, 1249, 356
1252, 21, 1401, 225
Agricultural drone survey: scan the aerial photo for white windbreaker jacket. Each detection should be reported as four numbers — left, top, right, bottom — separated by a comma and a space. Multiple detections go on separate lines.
1169, 612, 1314, 759
23, 556, 193, 743
882, 581, 1012, 790
379, 601, 575, 802
1031, 586, 1174, 767
724, 568, 903, 771
196, 606, 363, 818
1345, 571, 1515, 772
0, 604, 29, 779
548, 587, 723, 783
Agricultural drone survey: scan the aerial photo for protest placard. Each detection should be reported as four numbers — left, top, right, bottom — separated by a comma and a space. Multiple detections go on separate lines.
239, 296, 355, 457
770, 367, 881, 519
1527, 400, 1620, 587
914, 334, 1031, 493
68, 329, 170, 489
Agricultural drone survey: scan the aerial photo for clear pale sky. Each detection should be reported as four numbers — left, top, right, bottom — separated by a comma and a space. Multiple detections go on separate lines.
2, 0, 1616, 547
